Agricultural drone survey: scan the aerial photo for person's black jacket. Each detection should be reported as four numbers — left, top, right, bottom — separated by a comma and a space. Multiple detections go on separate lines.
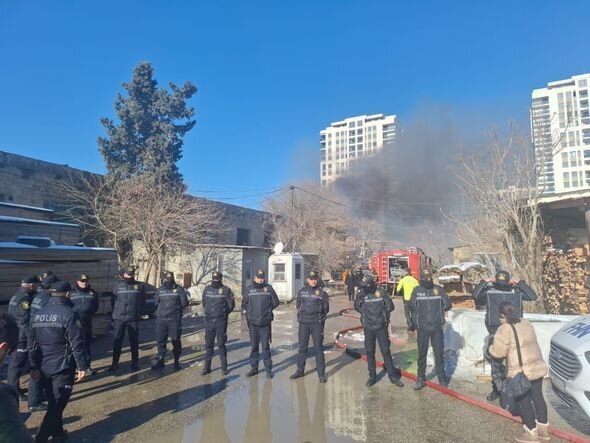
28, 297, 88, 376
8, 289, 32, 345
242, 283, 280, 326
154, 283, 189, 321
30, 289, 51, 316
345, 273, 360, 295
112, 279, 146, 322
70, 285, 99, 320
0, 382, 35, 442
409, 284, 452, 332
296, 284, 330, 324
202, 283, 235, 323
354, 288, 394, 331
472, 280, 537, 331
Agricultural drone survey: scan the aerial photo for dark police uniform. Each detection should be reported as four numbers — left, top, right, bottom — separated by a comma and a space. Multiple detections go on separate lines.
7, 283, 40, 405
472, 271, 538, 399
28, 284, 87, 443
409, 271, 452, 388
242, 276, 280, 377
201, 272, 235, 374
292, 272, 330, 382
355, 277, 403, 387
110, 278, 146, 370
70, 282, 99, 368
153, 279, 189, 369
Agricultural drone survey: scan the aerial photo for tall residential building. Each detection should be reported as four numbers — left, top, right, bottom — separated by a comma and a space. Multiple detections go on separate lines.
320, 113, 398, 186
532, 73, 590, 195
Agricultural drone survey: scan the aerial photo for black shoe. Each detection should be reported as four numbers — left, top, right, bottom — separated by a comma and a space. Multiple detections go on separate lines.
151, 359, 165, 370
28, 404, 47, 413
390, 377, 404, 387
366, 377, 377, 387
319, 376, 327, 384
174, 361, 181, 371
266, 371, 273, 379
130, 363, 140, 373
289, 371, 304, 380
486, 389, 500, 401
108, 363, 118, 372
201, 367, 211, 376
52, 430, 69, 442
414, 379, 426, 390
221, 368, 229, 376
246, 368, 258, 377
439, 379, 449, 388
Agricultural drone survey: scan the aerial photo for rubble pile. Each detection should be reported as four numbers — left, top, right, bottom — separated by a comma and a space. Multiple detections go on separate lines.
542, 247, 589, 315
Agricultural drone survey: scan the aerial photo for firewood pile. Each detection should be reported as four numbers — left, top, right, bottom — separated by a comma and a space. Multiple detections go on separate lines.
542, 246, 589, 315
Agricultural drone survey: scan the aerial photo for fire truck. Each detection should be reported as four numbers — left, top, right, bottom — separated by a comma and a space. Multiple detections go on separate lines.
369, 247, 431, 294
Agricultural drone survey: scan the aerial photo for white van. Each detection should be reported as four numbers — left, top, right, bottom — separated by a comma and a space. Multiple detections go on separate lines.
549, 314, 590, 419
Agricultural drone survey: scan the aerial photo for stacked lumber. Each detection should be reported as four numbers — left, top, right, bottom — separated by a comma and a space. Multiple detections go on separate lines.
542, 246, 589, 315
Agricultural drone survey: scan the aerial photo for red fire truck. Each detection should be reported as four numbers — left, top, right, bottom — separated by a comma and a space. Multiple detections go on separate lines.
370, 247, 431, 294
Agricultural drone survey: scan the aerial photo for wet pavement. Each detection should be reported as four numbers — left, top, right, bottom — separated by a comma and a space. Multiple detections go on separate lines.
17, 293, 586, 442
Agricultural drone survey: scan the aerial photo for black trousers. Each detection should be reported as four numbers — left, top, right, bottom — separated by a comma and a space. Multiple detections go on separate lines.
80, 316, 93, 365
112, 320, 139, 365
156, 318, 182, 361
35, 369, 75, 443
519, 377, 548, 429
364, 326, 401, 380
249, 324, 272, 371
296, 322, 326, 377
204, 319, 228, 370
417, 328, 446, 383
7, 344, 41, 407
485, 332, 506, 393
403, 301, 412, 328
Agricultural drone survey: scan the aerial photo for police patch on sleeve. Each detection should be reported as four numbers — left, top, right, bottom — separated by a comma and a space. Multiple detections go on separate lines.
263, 286, 269, 293
218, 288, 224, 295
375, 290, 382, 298
433, 288, 440, 296
21, 301, 30, 310
315, 289, 321, 296
75, 319, 82, 329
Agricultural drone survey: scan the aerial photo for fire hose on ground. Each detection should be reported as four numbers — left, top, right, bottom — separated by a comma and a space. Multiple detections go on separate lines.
334, 308, 589, 443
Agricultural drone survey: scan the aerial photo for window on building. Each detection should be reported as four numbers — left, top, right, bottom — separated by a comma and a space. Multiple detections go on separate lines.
563, 172, 570, 188
562, 152, 569, 167
357, 136, 363, 143
570, 151, 578, 166
349, 138, 355, 145
357, 128, 363, 134
349, 121, 355, 128
586, 171, 590, 186
236, 228, 251, 246
580, 90, 588, 98
373, 142, 377, 147
357, 120, 363, 126
580, 79, 588, 88
273, 263, 286, 281
349, 130, 355, 136
295, 263, 302, 280
572, 171, 580, 187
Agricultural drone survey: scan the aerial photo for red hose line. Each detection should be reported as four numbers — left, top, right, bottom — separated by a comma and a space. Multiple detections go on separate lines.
335, 308, 589, 443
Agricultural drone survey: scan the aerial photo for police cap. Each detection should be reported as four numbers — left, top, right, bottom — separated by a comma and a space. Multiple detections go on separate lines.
22, 275, 41, 284
40, 270, 53, 279
212, 271, 222, 281
255, 269, 265, 278
307, 270, 319, 279
50, 280, 72, 293
420, 269, 432, 279
164, 271, 174, 279
79, 274, 89, 281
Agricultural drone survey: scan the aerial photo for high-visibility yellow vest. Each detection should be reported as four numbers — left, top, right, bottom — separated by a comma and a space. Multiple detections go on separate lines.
396, 275, 419, 301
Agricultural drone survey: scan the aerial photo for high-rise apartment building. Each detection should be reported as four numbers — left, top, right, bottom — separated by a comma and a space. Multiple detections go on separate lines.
320, 114, 398, 186
532, 73, 590, 195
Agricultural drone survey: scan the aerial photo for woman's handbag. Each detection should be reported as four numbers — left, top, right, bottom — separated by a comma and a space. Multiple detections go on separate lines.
500, 324, 532, 415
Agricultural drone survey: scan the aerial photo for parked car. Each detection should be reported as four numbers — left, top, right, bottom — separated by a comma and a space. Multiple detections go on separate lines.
549, 314, 590, 420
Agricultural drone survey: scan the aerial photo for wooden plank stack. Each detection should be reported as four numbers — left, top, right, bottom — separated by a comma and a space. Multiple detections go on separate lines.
542, 246, 589, 315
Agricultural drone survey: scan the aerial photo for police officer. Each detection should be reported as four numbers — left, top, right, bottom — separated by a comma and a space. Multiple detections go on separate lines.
7, 275, 40, 406
28, 280, 87, 443
151, 271, 189, 371
472, 270, 538, 401
409, 269, 452, 390
355, 274, 404, 388
70, 274, 99, 374
242, 269, 280, 378
396, 268, 419, 331
109, 267, 146, 372
201, 271, 235, 375
290, 270, 329, 383
0, 312, 35, 442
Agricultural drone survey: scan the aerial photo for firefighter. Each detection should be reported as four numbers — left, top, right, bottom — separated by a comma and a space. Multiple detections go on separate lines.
472, 270, 538, 401
410, 269, 452, 390
242, 269, 280, 378
7, 275, 41, 408
355, 274, 404, 387
109, 267, 146, 372
70, 274, 99, 374
290, 270, 329, 383
151, 271, 189, 371
396, 268, 419, 331
201, 271, 235, 375
28, 280, 88, 443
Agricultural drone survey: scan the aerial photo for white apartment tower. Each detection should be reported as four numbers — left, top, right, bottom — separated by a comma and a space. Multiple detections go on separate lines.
320, 114, 398, 186
532, 73, 590, 195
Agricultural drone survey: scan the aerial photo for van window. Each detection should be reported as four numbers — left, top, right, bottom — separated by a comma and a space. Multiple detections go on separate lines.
295, 263, 302, 279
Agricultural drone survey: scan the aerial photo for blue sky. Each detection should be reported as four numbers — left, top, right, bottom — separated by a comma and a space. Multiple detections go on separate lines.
1, 1, 589, 208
